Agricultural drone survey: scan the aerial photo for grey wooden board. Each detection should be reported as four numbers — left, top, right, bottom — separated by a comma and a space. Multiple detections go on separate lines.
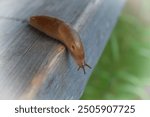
0, 0, 125, 99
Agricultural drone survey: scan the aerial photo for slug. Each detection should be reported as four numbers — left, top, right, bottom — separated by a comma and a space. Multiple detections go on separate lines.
29, 16, 91, 74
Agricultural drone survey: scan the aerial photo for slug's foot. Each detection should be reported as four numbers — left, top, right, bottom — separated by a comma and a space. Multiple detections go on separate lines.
77, 63, 91, 74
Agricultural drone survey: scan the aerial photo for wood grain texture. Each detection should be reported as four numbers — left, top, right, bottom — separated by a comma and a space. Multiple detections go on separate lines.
0, 0, 125, 99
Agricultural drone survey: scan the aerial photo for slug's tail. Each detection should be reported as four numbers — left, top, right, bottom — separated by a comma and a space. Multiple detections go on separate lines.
77, 62, 91, 74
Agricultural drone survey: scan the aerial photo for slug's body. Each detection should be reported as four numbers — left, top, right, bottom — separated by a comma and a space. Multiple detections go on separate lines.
29, 16, 91, 73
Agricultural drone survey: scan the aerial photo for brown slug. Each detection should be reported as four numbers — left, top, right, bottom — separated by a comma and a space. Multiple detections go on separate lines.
29, 16, 91, 74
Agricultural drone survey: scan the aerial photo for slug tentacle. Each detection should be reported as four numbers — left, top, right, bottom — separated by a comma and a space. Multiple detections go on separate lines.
85, 62, 92, 69
77, 62, 91, 74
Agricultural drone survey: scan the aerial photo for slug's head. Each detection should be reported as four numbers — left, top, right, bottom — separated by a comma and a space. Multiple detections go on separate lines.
59, 24, 91, 74
69, 38, 91, 74
67, 30, 91, 74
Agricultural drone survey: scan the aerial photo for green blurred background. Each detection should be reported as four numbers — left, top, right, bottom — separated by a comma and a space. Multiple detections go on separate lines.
81, 0, 150, 100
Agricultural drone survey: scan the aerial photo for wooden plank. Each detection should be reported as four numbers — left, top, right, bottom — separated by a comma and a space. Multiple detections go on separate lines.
0, 0, 125, 99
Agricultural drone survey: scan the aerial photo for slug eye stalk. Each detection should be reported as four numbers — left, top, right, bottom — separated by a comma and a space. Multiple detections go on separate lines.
77, 62, 91, 74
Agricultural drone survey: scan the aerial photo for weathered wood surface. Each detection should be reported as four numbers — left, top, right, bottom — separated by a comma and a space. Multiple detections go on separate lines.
0, 0, 125, 99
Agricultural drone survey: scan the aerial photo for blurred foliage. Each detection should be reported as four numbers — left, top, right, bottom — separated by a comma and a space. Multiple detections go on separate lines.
81, 9, 150, 100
